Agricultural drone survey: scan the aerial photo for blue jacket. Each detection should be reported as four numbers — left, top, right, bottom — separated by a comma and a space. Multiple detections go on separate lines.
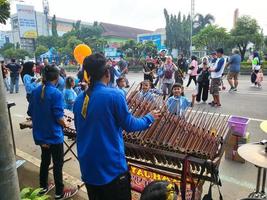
73, 82, 154, 185
166, 96, 191, 116
27, 83, 64, 145
23, 74, 40, 94
63, 88, 77, 111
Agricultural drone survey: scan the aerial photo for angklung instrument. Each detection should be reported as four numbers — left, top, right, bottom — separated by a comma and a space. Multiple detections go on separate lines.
124, 86, 230, 199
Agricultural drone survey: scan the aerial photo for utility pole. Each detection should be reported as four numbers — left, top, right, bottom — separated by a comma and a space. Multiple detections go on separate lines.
190, 0, 195, 57
0, 69, 20, 199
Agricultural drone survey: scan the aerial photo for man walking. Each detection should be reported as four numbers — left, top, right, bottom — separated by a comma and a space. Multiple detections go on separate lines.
225, 50, 241, 92
209, 48, 225, 107
6, 58, 21, 94
117, 55, 130, 88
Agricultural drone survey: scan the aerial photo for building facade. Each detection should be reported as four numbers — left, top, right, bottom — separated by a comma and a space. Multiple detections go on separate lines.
9, 4, 91, 52
137, 28, 166, 51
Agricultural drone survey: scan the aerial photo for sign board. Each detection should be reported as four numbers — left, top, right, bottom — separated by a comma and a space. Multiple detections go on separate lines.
138, 34, 162, 50
129, 164, 203, 200
16, 4, 37, 39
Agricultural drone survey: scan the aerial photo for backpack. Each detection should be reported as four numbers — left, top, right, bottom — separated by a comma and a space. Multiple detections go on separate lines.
164, 65, 174, 79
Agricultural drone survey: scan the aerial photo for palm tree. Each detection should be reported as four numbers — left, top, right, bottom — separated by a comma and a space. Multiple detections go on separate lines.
0, 0, 10, 25
193, 13, 215, 34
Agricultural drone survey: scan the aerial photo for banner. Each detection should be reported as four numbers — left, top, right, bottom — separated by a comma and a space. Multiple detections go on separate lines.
16, 4, 37, 39
129, 164, 203, 200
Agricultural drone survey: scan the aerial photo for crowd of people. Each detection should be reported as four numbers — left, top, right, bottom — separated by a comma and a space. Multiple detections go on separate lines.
0, 48, 264, 200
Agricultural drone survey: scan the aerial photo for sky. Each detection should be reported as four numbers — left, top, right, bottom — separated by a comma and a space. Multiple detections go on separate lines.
1, 0, 267, 34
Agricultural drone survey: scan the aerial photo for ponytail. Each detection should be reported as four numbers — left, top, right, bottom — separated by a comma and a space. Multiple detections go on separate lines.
81, 53, 107, 119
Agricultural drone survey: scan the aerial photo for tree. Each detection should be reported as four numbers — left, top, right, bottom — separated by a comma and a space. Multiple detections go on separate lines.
230, 16, 263, 60
35, 45, 48, 57
193, 13, 215, 34
193, 25, 231, 53
164, 9, 191, 56
51, 15, 58, 37
0, 0, 10, 24
0, 42, 14, 54
72, 20, 81, 31
3, 48, 31, 60
0, 1, 20, 199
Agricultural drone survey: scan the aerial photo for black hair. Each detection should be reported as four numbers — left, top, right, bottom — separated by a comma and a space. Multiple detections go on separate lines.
169, 83, 184, 97
11, 58, 16, 63
116, 77, 125, 86
140, 181, 178, 200
65, 76, 75, 89
139, 80, 153, 91
21, 61, 35, 81
42, 65, 60, 83
83, 53, 107, 93
191, 55, 197, 61
1, 61, 4, 64
216, 48, 224, 54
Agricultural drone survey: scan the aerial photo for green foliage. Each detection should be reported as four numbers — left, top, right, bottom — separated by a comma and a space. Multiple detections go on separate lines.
51, 15, 58, 37
0, 42, 14, 54
35, 23, 104, 61
35, 45, 48, 57
20, 187, 50, 200
121, 40, 157, 58
193, 25, 232, 53
0, 0, 10, 25
230, 16, 264, 60
3, 48, 31, 59
164, 9, 191, 56
193, 13, 215, 35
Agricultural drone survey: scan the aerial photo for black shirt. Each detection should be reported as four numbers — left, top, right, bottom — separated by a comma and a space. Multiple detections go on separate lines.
6, 62, 21, 77
177, 58, 187, 72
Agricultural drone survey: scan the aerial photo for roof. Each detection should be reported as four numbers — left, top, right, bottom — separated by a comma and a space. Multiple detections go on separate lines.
100, 22, 152, 39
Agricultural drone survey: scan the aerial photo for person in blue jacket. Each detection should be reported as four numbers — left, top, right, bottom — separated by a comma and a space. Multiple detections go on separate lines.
63, 76, 77, 111
73, 53, 161, 200
27, 65, 78, 199
166, 83, 195, 116
21, 61, 41, 102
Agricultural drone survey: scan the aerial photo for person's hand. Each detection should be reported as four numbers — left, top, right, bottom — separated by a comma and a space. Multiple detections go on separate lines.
41, 144, 50, 149
150, 110, 161, 120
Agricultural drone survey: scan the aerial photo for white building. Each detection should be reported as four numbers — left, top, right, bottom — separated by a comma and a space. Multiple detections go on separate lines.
9, 4, 91, 52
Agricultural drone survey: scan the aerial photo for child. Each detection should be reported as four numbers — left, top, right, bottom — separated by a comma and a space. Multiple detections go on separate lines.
138, 80, 155, 102
166, 83, 196, 116
27, 65, 77, 199
63, 76, 77, 111
196, 62, 210, 103
140, 181, 179, 200
256, 69, 264, 88
116, 77, 127, 96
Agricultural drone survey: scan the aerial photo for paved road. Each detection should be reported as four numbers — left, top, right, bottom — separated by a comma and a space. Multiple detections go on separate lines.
6, 72, 267, 200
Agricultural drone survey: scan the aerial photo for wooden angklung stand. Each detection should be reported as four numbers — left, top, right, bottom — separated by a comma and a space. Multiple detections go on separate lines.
124, 86, 230, 200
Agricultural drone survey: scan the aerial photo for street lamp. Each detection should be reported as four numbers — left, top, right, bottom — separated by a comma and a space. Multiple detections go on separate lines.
190, 0, 195, 57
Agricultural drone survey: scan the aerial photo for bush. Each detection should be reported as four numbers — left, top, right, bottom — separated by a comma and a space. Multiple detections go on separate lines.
20, 187, 50, 200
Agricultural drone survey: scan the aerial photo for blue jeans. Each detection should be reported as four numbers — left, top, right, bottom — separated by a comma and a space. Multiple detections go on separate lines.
4, 77, 9, 91
10, 75, 19, 93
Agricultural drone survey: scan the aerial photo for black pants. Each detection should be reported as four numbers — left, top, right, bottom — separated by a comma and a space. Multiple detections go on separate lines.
86, 172, 131, 200
40, 143, 64, 196
196, 83, 209, 102
186, 76, 197, 87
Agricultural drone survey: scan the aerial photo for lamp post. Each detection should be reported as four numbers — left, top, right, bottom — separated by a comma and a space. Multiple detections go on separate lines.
190, 0, 195, 57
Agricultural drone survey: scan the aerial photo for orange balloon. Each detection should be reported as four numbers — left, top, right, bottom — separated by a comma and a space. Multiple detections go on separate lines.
73, 44, 92, 65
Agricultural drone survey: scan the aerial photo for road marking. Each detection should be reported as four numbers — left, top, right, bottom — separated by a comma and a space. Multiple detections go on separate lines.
220, 174, 255, 190
16, 148, 87, 193
191, 110, 265, 122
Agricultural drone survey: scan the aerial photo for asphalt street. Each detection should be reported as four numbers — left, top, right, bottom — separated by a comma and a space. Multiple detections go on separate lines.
6, 72, 267, 200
